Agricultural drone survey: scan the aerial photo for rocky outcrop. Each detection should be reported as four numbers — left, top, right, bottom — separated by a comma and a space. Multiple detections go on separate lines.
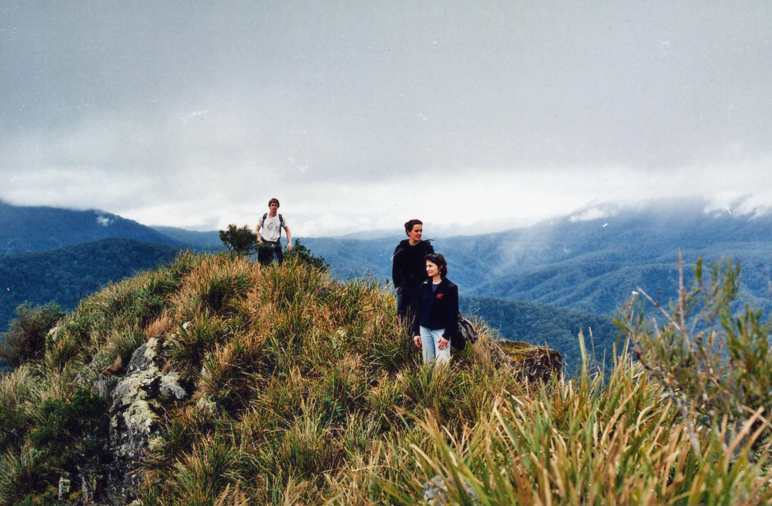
100, 336, 187, 504
490, 340, 563, 381
422, 474, 480, 505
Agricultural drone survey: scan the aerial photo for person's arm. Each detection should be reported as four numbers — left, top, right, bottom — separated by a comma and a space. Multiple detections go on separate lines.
441, 285, 459, 341
284, 225, 293, 250
391, 247, 402, 288
256, 216, 264, 243
412, 292, 422, 349
411, 284, 423, 336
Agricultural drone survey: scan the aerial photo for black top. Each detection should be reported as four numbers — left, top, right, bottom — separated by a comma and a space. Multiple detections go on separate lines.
412, 278, 459, 339
392, 239, 434, 288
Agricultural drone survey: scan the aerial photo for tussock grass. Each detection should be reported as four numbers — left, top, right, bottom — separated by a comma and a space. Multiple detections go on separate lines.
0, 365, 43, 450
0, 252, 768, 504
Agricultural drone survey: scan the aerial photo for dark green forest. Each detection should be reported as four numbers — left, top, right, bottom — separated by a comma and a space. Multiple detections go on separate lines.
0, 239, 180, 332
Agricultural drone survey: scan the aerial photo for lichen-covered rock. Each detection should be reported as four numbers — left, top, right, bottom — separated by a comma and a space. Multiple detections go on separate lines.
422, 474, 480, 505
104, 337, 187, 503
492, 340, 563, 381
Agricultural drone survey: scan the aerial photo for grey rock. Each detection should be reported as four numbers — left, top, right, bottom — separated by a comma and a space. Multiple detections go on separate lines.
102, 337, 188, 504
58, 476, 71, 500
159, 371, 187, 400
422, 474, 480, 505
92, 376, 120, 400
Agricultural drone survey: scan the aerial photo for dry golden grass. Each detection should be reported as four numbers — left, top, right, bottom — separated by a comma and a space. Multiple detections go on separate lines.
1, 252, 768, 505
146, 311, 173, 338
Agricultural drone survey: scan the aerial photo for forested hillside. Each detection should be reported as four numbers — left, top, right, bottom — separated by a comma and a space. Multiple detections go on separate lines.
151, 226, 223, 251
0, 239, 179, 331
461, 297, 617, 374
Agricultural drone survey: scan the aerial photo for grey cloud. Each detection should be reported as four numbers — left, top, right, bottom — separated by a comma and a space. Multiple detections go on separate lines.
1, 1, 771, 231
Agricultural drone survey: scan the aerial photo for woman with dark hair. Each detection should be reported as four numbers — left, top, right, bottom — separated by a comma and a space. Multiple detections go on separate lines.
412, 253, 459, 365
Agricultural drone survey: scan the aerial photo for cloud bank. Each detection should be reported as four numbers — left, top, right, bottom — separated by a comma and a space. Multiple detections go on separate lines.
1, 1, 770, 235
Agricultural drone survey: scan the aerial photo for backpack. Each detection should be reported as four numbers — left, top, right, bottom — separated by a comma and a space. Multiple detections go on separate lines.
452, 314, 478, 350
260, 213, 285, 239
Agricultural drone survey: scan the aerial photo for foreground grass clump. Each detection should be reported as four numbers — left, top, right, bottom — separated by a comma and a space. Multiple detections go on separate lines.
0, 252, 768, 505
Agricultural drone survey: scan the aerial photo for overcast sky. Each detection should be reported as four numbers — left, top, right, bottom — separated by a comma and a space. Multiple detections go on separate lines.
1, 1, 770, 235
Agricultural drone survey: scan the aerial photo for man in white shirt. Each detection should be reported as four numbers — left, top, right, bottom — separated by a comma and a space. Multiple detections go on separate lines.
256, 197, 292, 265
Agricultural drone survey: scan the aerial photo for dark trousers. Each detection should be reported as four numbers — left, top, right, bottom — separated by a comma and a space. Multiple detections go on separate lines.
397, 285, 420, 333
258, 241, 283, 265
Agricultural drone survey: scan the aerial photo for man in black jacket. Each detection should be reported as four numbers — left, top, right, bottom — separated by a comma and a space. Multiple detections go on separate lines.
392, 219, 434, 330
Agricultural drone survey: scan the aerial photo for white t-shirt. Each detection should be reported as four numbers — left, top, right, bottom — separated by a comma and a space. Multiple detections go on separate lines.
259, 214, 285, 242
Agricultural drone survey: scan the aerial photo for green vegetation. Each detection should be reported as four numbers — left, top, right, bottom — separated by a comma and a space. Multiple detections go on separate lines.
619, 256, 771, 452
0, 303, 64, 367
285, 240, 329, 271
0, 252, 768, 504
218, 224, 257, 256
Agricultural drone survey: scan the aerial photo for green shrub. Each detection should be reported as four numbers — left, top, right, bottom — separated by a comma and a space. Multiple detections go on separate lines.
618, 256, 771, 450
0, 443, 55, 505
30, 389, 109, 473
0, 303, 64, 367
167, 436, 246, 505
285, 240, 329, 271
0, 389, 108, 504
219, 224, 257, 256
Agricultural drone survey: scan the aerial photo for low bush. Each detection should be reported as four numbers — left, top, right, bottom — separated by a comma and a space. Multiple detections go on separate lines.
618, 256, 771, 451
0, 303, 64, 367
0, 388, 109, 504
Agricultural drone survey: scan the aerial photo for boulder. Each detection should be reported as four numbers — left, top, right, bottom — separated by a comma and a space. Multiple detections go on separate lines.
490, 340, 562, 381
422, 474, 480, 505
103, 337, 187, 503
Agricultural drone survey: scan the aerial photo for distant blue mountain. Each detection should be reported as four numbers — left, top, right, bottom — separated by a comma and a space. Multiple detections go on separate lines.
0, 201, 182, 255
303, 199, 772, 315
151, 226, 224, 251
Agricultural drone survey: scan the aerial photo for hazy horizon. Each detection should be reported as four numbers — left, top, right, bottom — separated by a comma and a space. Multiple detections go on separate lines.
3, 194, 768, 240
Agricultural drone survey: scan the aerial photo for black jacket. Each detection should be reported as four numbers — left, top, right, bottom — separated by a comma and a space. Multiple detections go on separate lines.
412, 278, 459, 339
392, 239, 434, 289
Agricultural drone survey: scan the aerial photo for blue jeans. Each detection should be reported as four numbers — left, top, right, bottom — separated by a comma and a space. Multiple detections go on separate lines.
419, 326, 451, 365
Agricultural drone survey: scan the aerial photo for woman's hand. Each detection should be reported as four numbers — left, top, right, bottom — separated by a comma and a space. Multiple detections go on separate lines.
438, 337, 449, 350
413, 335, 422, 348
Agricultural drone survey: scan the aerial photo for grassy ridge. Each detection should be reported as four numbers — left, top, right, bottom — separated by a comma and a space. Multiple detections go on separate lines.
0, 253, 768, 504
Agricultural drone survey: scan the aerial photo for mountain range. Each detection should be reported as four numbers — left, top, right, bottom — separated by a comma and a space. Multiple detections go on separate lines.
0, 198, 769, 373
302, 199, 772, 315
0, 201, 181, 255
